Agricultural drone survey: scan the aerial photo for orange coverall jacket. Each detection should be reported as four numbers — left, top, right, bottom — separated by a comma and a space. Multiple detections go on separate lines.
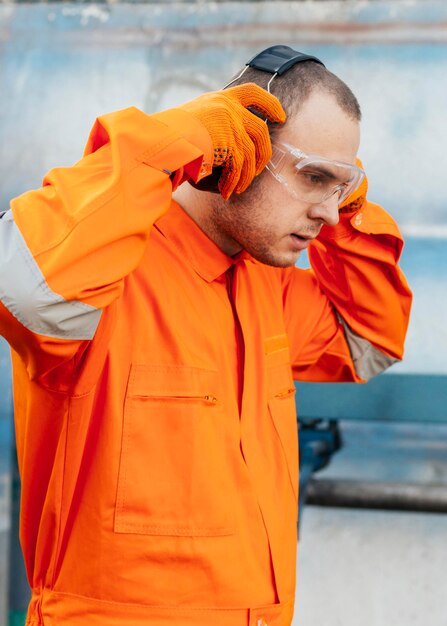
0, 107, 411, 626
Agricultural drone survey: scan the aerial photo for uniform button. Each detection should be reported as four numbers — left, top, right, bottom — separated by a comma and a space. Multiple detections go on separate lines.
354, 212, 363, 226
257, 619, 268, 626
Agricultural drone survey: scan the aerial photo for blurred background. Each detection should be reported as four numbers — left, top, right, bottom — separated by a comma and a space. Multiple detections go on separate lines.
0, 1, 447, 625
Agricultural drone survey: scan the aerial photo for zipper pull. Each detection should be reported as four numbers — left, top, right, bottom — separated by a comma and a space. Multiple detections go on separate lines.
204, 395, 218, 404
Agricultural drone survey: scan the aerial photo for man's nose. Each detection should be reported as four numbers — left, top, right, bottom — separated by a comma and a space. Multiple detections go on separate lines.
308, 194, 340, 227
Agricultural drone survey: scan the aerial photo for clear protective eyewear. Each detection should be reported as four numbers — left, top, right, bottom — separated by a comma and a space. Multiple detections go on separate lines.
266, 142, 365, 206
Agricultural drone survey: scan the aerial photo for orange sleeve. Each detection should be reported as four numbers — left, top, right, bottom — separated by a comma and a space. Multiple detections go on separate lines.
283, 200, 412, 382
0, 106, 213, 379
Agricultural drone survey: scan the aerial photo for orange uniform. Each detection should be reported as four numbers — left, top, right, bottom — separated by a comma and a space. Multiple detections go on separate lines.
0, 106, 411, 626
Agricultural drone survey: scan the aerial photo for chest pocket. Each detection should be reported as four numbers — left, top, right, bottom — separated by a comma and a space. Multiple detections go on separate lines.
266, 343, 299, 503
115, 364, 234, 537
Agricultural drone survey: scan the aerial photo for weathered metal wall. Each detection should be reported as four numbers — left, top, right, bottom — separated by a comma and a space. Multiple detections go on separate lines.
1, 1, 446, 227
1, 3, 446, 624
1, 1, 446, 385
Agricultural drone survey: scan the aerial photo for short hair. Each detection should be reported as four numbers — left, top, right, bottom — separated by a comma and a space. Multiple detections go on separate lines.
226, 60, 361, 129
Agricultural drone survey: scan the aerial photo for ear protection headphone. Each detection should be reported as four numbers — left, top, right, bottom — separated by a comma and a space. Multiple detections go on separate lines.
224, 45, 325, 92
193, 45, 325, 194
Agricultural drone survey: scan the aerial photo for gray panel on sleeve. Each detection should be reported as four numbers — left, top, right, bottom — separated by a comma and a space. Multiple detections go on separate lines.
0, 210, 101, 340
337, 313, 398, 380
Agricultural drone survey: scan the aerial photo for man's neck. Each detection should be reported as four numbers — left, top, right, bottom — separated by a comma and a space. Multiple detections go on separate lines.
173, 184, 242, 257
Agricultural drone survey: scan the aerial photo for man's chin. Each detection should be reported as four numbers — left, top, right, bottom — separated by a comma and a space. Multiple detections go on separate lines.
251, 248, 302, 268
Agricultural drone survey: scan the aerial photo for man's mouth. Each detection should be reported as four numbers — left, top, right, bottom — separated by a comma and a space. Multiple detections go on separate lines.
291, 233, 312, 241
289, 233, 315, 251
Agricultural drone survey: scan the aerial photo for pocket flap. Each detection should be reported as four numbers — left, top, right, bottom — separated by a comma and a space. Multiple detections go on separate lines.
127, 364, 220, 399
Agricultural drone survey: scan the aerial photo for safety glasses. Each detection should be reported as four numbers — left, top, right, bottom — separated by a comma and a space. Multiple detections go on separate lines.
266, 142, 365, 206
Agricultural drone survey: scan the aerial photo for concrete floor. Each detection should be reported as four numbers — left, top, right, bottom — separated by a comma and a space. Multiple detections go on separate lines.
294, 505, 447, 626
292, 421, 447, 625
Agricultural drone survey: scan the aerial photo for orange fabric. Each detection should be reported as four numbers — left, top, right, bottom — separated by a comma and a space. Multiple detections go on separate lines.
0, 106, 411, 626
339, 157, 368, 212
181, 84, 286, 198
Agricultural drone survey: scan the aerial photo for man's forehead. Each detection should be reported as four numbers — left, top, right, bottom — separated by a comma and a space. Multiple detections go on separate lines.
277, 91, 360, 164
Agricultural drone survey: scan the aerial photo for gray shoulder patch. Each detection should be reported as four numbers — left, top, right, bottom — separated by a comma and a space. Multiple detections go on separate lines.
337, 313, 398, 380
0, 210, 101, 340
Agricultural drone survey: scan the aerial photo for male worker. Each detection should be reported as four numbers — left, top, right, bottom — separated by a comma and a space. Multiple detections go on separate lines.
0, 46, 411, 626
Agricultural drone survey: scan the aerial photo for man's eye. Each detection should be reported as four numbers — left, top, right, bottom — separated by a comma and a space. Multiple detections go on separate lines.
302, 171, 324, 186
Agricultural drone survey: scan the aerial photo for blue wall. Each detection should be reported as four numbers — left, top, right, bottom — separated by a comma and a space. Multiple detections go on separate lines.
1, 1, 447, 227
1, 0, 447, 446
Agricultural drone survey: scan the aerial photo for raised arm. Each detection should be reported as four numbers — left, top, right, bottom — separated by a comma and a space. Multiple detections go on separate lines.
0, 85, 285, 383
283, 191, 412, 383
0, 106, 212, 380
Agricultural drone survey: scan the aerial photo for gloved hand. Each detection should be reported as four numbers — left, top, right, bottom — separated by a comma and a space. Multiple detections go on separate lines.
339, 157, 368, 213
181, 84, 286, 200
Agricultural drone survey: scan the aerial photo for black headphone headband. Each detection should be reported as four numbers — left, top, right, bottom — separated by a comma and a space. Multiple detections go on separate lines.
192, 46, 326, 194
247, 45, 325, 75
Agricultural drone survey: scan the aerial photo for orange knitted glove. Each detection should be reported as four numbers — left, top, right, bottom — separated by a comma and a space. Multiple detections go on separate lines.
181, 83, 286, 200
339, 157, 369, 213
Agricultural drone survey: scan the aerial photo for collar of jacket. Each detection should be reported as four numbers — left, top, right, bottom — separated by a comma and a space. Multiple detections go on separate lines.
155, 201, 255, 283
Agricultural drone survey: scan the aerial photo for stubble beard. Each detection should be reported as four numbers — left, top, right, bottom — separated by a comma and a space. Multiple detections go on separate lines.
211, 189, 300, 268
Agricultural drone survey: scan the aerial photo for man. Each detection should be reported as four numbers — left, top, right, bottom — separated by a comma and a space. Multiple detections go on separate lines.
0, 46, 411, 626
